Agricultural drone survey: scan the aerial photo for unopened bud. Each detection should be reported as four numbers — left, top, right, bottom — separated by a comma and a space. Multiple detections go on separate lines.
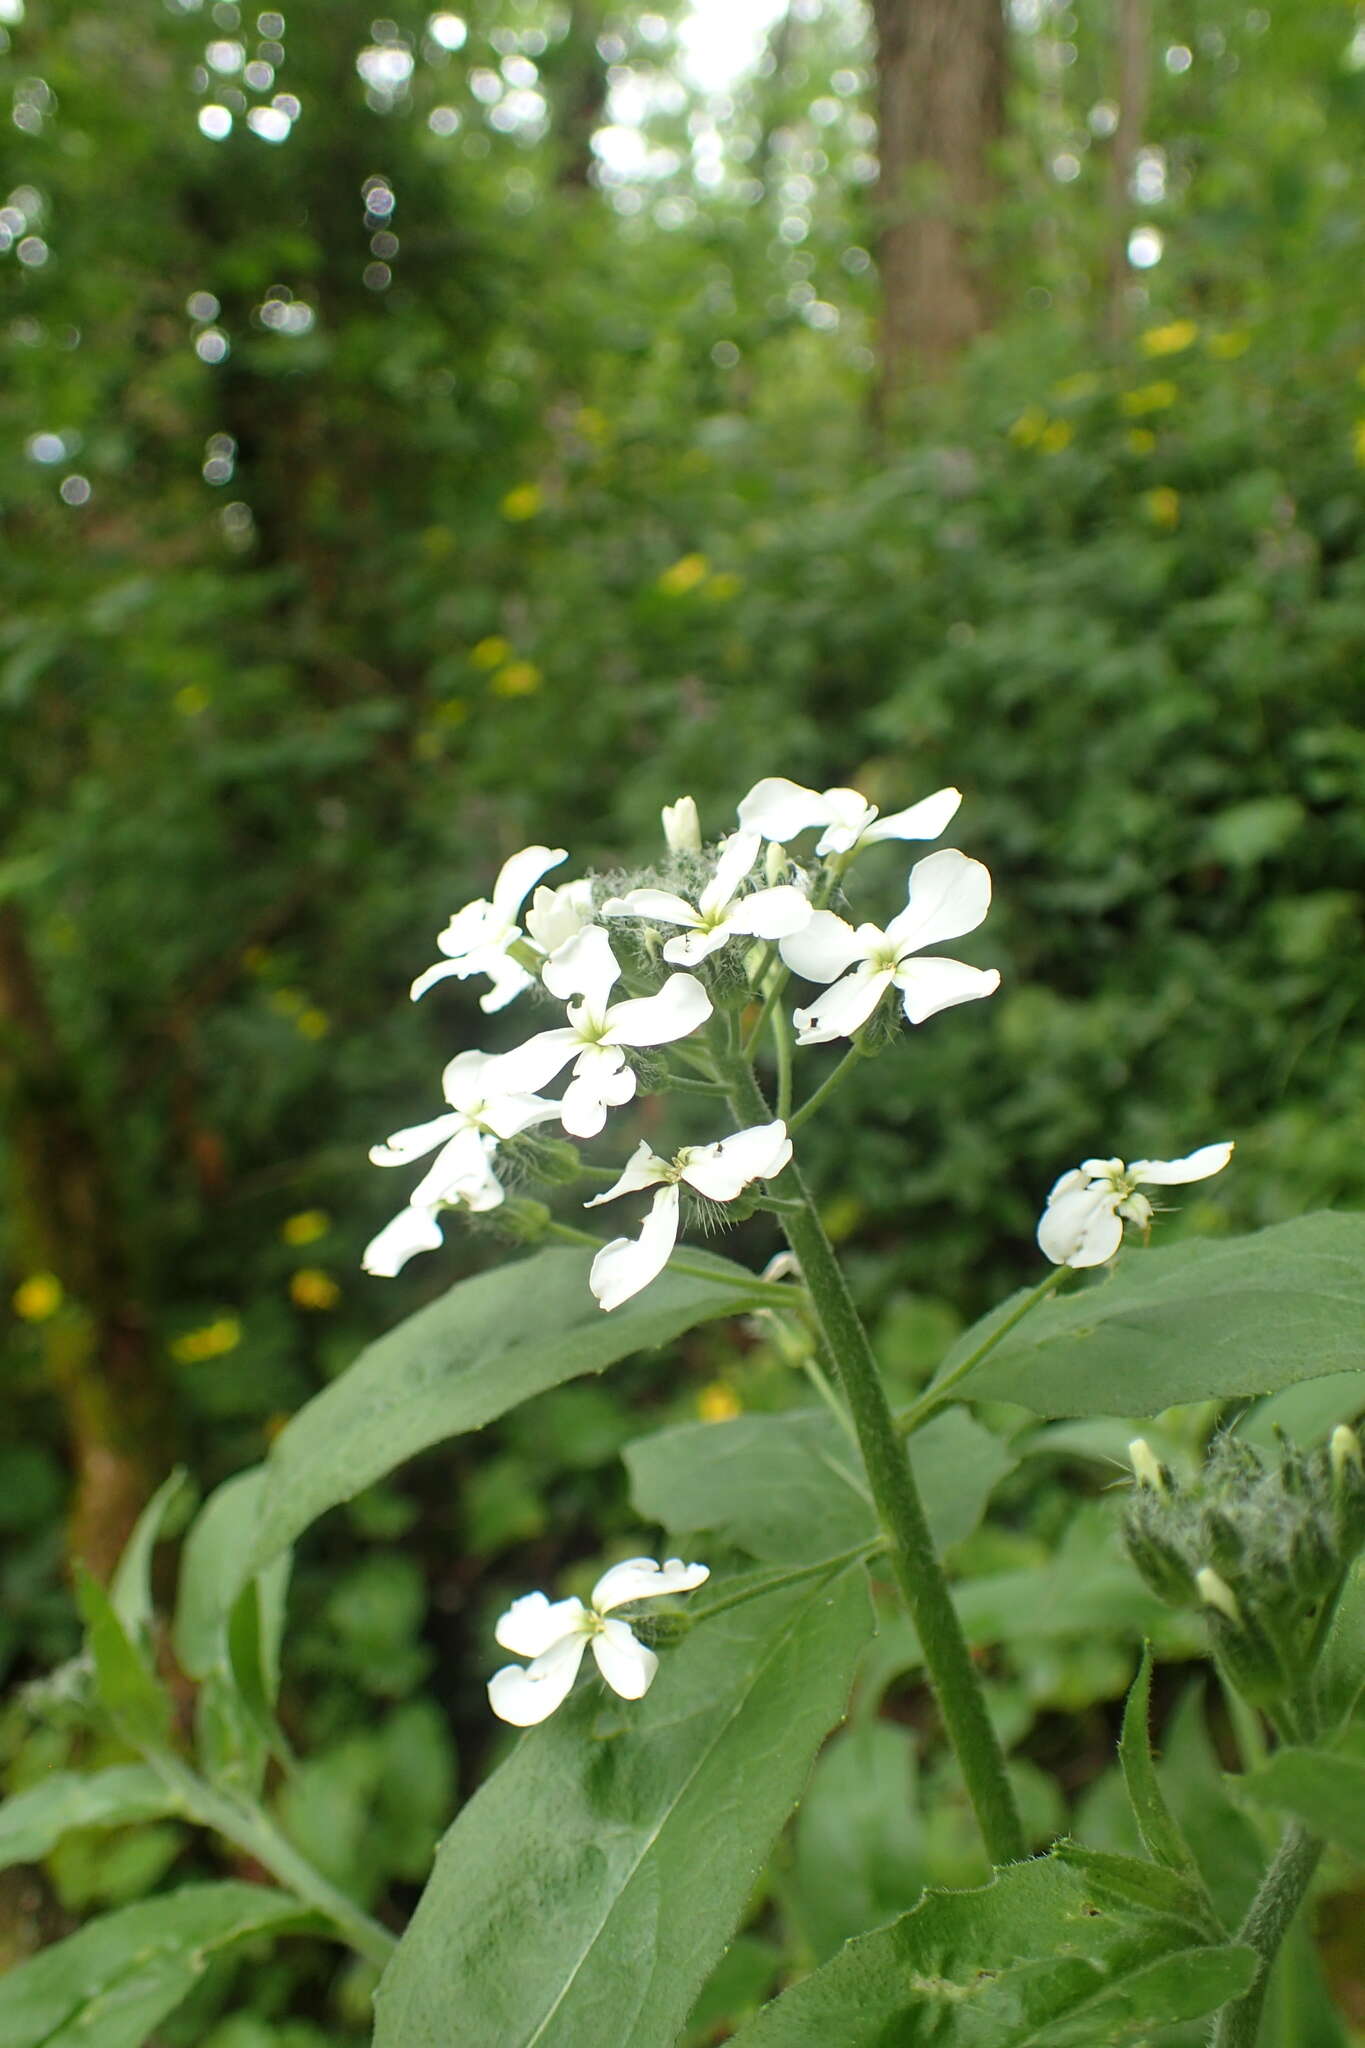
496, 1198, 552, 1243
662, 796, 701, 855
764, 839, 787, 887
1331, 1424, 1363, 1488
1129, 1438, 1168, 1494
1196, 1566, 1240, 1624
505, 1133, 585, 1187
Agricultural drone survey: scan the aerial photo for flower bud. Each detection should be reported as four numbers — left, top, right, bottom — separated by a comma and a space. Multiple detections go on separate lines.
1123, 1495, 1197, 1606
661, 796, 701, 855
1128, 1438, 1169, 1495
764, 839, 787, 887
1196, 1566, 1240, 1624
1331, 1424, 1363, 1489
504, 1133, 586, 1187
495, 1197, 552, 1243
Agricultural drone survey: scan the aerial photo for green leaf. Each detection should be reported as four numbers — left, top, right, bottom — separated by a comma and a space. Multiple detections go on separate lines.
109, 1467, 193, 1641
75, 1565, 171, 1749
1242, 1745, 1365, 1863
372, 1564, 874, 2048
1159, 1681, 1266, 1930
0, 1765, 184, 1872
625, 1405, 1013, 1563
949, 1214, 1365, 1417
789, 1721, 924, 1962
0, 1881, 316, 2048
250, 1245, 766, 1573
725, 1855, 1257, 2046
175, 1468, 289, 1699
1119, 1646, 1208, 1893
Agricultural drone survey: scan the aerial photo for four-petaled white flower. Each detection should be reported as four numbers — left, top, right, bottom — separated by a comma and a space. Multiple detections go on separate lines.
586, 1120, 793, 1311
605, 830, 811, 967
738, 777, 963, 857
363, 1051, 563, 1275
661, 794, 701, 854
495, 925, 713, 1138
411, 844, 567, 1012
524, 876, 596, 958
780, 848, 1000, 1045
488, 1555, 710, 1725
1037, 1143, 1234, 1269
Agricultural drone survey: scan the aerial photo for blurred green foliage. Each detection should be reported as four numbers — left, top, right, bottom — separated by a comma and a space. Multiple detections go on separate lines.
1, 0, 1363, 2034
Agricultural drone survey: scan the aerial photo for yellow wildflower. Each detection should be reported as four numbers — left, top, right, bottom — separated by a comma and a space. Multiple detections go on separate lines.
1039, 420, 1073, 454
171, 1317, 242, 1365
1207, 330, 1251, 360
435, 696, 469, 726
282, 1210, 330, 1247
490, 660, 542, 698
1141, 319, 1198, 357
290, 1268, 341, 1311
296, 1008, 330, 1040
1008, 406, 1047, 449
13, 1272, 63, 1322
698, 1383, 741, 1423
1126, 428, 1157, 457
657, 553, 709, 595
1120, 381, 1179, 417
500, 483, 542, 522
1143, 486, 1181, 530
470, 635, 512, 670
174, 684, 210, 717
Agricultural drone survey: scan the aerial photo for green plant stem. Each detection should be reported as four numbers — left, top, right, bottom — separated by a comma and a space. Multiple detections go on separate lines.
771, 998, 794, 1123
688, 1538, 888, 1625
147, 1753, 396, 1968
787, 1040, 866, 1133
896, 1268, 1067, 1436
721, 1054, 1026, 1867
1211, 1821, 1324, 2048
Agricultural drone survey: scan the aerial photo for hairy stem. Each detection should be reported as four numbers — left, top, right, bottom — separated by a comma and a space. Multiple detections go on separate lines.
721, 1053, 1025, 1865
1211, 1822, 1323, 2048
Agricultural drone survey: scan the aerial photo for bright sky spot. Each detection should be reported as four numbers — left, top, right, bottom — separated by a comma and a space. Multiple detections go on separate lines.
677, 0, 786, 91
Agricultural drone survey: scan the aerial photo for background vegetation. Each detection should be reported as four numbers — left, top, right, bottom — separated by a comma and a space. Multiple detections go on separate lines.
1, 0, 1363, 2037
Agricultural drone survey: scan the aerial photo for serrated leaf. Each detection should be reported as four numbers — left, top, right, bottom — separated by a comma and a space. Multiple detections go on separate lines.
1119, 1646, 1209, 1896
725, 1855, 1257, 2046
1054, 1844, 1214, 1924
1242, 1745, 1365, 1863
946, 1214, 1365, 1418
625, 1405, 1013, 1563
75, 1565, 171, 1750
250, 1245, 767, 1574
372, 1564, 874, 2048
0, 1881, 315, 2048
0, 1766, 185, 1872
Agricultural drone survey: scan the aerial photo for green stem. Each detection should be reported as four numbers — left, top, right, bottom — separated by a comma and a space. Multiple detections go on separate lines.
896, 1268, 1067, 1437
788, 1040, 866, 1134
1211, 1822, 1324, 2048
688, 1539, 888, 1625
772, 998, 794, 1123
147, 1754, 396, 1968
721, 1055, 1025, 1867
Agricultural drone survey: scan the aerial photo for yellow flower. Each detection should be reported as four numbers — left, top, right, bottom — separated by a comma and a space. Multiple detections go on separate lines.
290, 1268, 340, 1311
470, 635, 512, 670
171, 1317, 242, 1365
1008, 406, 1047, 449
490, 660, 542, 698
174, 684, 210, 717
1207, 329, 1251, 360
1142, 486, 1181, 530
1039, 419, 1073, 454
13, 1272, 63, 1322
657, 553, 709, 595
1351, 420, 1365, 468
1141, 319, 1198, 357
1126, 427, 1157, 457
704, 571, 743, 602
296, 1007, 330, 1040
500, 482, 542, 522
282, 1209, 330, 1246
435, 695, 469, 726
698, 1383, 741, 1422
1120, 381, 1179, 417
267, 987, 305, 1017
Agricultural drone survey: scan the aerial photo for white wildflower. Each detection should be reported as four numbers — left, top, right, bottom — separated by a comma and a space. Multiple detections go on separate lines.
737, 776, 962, 857
661, 795, 701, 854
605, 830, 810, 967
488, 1555, 710, 1725
1037, 1143, 1235, 1268
410, 844, 567, 1011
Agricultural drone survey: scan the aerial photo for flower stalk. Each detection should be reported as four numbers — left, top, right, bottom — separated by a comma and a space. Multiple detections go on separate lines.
1212, 1822, 1324, 2048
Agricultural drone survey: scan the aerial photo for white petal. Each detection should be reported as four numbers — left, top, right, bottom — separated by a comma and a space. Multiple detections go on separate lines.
721, 885, 813, 941
562, 1050, 636, 1138
604, 973, 712, 1048
604, 888, 701, 930
778, 909, 868, 984
490, 844, 567, 926
662, 796, 701, 854
1046, 1165, 1093, 1204
542, 925, 622, 1009
885, 849, 993, 957
488, 1027, 581, 1094
1130, 1142, 1235, 1187
410, 1129, 504, 1211
584, 1139, 669, 1208
440, 1050, 503, 1111
1037, 1185, 1124, 1268
410, 957, 465, 1002
813, 788, 878, 856
699, 831, 760, 916
893, 957, 1001, 1026
434, 898, 499, 959
478, 1093, 563, 1141
477, 952, 536, 1013
361, 1204, 446, 1276
589, 1185, 681, 1311
525, 879, 594, 955
591, 1556, 710, 1613
680, 1120, 792, 1201
590, 1618, 658, 1701
368, 1111, 465, 1168
661, 925, 731, 967
494, 1591, 587, 1657
487, 1632, 588, 1726
793, 966, 895, 1045
736, 776, 830, 843
859, 786, 963, 845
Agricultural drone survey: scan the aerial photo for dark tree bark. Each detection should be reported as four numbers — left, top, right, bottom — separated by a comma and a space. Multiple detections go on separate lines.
871, 0, 1008, 405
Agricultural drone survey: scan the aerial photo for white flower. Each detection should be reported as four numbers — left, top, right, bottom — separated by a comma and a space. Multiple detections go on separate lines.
410, 844, 567, 1011
523, 877, 595, 957
1037, 1143, 1234, 1269
661, 794, 701, 854
494, 926, 713, 1138
367, 1049, 562, 1212
737, 776, 962, 857
586, 1120, 792, 1311
780, 847, 1000, 1045
361, 1201, 448, 1278
604, 830, 811, 967
488, 1555, 710, 1725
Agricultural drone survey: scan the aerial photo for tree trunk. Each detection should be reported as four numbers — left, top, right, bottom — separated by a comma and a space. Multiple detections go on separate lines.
872, 0, 1007, 408
1105, 0, 1152, 342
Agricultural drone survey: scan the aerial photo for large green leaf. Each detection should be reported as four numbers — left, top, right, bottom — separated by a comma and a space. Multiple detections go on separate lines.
0, 1765, 184, 1872
249, 1245, 766, 1572
949, 1214, 1365, 1418
372, 1564, 873, 2048
726, 1854, 1256, 2046
625, 1405, 1013, 1563
1242, 1746, 1365, 1863
75, 1565, 171, 1749
175, 1468, 288, 1694
0, 1881, 315, 2048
